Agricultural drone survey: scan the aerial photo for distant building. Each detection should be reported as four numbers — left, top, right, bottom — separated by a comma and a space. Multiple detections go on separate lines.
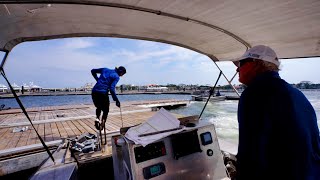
29, 82, 42, 92
12, 83, 21, 92
300, 81, 312, 84
82, 83, 94, 92
0, 84, 7, 92
146, 84, 168, 92
298, 81, 313, 89
22, 82, 42, 92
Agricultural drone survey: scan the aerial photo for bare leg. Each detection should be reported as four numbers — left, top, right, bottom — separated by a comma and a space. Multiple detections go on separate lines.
101, 112, 108, 123
101, 105, 108, 144
94, 108, 102, 130
102, 120, 107, 145
96, 108, 103, 146
101, 109, 109, 144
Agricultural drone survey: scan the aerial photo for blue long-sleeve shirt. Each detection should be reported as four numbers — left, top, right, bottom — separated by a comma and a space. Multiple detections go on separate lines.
237, 71, 320, 180
91, 68, 119, 102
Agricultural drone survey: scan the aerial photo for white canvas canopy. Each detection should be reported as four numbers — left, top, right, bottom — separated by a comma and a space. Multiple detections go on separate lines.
0, 0, 319, 64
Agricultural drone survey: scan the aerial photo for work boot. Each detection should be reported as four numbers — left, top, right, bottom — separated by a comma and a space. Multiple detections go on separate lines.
94, 118, 101, 130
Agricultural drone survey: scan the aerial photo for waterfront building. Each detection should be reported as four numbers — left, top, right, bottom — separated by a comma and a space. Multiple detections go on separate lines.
146, 84, 168, 92
0, 84, 7, 93
11, 83, 21, 93
82, 83, 94, 92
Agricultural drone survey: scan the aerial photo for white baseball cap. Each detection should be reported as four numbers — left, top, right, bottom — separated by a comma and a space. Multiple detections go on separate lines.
234, 45, 280, 67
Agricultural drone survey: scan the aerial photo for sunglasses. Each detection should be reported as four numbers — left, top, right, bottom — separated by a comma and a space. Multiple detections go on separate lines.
239, 58, 255, 67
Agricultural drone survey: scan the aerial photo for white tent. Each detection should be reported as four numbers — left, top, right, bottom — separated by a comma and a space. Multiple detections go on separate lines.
12, 83, 21, 91
0, 84, 7, 92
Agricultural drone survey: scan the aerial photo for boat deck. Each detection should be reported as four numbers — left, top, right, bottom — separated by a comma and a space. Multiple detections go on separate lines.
0, 99, 189, 152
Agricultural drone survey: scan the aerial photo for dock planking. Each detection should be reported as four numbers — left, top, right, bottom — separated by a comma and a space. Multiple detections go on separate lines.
0, 100, 189, 151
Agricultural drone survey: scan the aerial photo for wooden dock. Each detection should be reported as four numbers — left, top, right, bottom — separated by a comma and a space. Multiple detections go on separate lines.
0, 99, 189, 152
0, 99, 239, 178
0, 99, 193, 176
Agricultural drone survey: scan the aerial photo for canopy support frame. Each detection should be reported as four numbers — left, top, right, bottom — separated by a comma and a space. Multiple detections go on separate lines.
209, 56, 240, 97
0, 52, 55, 163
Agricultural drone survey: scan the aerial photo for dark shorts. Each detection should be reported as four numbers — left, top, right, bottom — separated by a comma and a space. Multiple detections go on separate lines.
91, 92, 110, 112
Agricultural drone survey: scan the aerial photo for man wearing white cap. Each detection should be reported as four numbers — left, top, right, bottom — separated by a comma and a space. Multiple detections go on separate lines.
234, 45, 320, 180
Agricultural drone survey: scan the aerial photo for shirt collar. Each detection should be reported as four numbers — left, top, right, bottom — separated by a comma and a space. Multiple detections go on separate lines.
249, 71, 280, 86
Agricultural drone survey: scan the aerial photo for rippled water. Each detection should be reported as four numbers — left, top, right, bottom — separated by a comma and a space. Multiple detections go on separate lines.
1, 91, 319, 144
0, 94, 191, 108
171, 90, 320, 144
171, 100, 239, 144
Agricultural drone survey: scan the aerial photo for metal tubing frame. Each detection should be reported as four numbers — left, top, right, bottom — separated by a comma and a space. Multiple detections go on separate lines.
0, 50, 55, 163
198, 71, 222, 120
0, 50, 9, 71
210, 58, 240, 97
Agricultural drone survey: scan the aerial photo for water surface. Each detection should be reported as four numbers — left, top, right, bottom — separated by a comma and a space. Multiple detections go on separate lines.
1, 91, 319, 144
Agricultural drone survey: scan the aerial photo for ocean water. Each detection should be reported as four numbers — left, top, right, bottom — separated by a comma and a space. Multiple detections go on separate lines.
171, 90, 320, 144
1, 91, 319, 144
0, 94, 191, 108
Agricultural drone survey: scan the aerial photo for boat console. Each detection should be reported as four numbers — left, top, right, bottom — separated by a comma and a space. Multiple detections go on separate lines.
112, 122, 228, 180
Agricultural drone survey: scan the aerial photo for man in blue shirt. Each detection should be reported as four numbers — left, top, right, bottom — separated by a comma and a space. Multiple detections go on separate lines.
233, 45, 320, 179
91, 66, 126, 131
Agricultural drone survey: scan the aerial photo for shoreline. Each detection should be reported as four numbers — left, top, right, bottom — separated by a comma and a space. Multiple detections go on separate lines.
0, 91, 194, 99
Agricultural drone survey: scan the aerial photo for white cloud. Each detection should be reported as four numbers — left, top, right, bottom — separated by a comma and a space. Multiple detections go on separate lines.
2, 38, 319, 88
137, 40, 161, 49
110, 43, 202, 73
61, 38, 96, 50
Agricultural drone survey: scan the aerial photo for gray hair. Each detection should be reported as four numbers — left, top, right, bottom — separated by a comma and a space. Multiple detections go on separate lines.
256, 59, 280, 72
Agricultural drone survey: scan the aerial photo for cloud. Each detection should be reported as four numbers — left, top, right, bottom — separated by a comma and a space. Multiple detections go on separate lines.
2, 37, 319, 88
136, 40, 161, 49
110, 43, 202, 71
60, 38, 96, 50
2, 38, 240, 87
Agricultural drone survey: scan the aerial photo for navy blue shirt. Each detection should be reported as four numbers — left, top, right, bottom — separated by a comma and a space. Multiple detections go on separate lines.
91, 68, 119, 101
237, 71, 320, 180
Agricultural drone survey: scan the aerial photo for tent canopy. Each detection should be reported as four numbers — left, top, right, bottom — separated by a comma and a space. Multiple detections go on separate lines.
0, 0, 319, 62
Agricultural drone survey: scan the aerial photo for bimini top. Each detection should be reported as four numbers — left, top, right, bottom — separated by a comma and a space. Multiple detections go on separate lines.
0, 0, 319, 61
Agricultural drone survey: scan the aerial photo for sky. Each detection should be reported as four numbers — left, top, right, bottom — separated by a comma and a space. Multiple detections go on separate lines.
0, 37, 319, 88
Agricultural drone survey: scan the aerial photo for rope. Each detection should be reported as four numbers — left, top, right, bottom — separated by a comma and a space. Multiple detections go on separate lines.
120, 106, 123, 127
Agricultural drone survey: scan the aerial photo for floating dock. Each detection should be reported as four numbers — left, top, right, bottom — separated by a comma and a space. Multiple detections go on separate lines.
0, 99, 189, 151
